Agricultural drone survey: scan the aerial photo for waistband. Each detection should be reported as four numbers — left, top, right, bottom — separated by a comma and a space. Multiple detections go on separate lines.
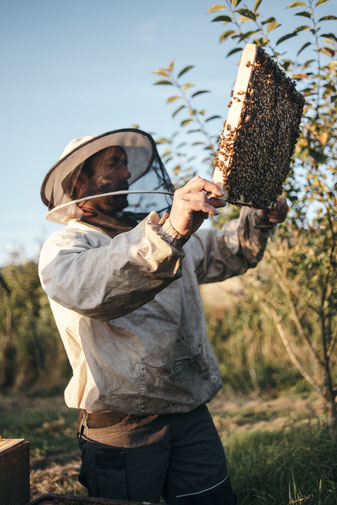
80, 409, 126, 428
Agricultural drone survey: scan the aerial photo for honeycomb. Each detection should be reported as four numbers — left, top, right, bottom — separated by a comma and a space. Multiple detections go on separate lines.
214, 45, 304, 209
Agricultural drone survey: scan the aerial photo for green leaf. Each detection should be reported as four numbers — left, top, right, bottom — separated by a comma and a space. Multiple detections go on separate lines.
254, 0, 263, 12
205, 115, 222, 122
276, 32, 298, 45
231, 0, 242, 7
295, 11, 312, 18
235, 8, 256, 20
207, 4, 226, 13
297, 41, 311, 55
239, 16, 254, 23
267, 21, 281, 33
319, 15, 337, 21
239, 30, 259, 40
302, 59, 315, 69
155, 138, 169, 144
181, 119, 194, 127
294, 25, 311, 33
254, 36, 268, 46
220, 30, 236, 42
191, 90, 210, 98
321, 33, 337, 42
154, 79, 173, 85
166, 96, 181, 104
227, 47, 243, 56
212, 15, 232, 22
282, 59, 293, 70
177, 65, 194, 78
168, 59, 174, 71
315, 0, 331, 6
320, 46, 335, 57
172, 105, 186, 118
297, 147, 310, 161
287, 1, 306, 7
262, 17, 276, 25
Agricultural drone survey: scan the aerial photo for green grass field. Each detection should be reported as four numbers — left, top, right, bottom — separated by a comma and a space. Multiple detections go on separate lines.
1, 391, 336, 504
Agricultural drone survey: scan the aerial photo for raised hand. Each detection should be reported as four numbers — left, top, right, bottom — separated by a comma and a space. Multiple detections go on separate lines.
256, 196, 289, 224
169, 176, 226, 237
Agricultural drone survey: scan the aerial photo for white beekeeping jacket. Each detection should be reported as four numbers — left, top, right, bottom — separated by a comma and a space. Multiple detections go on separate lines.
39, 205, 270, 414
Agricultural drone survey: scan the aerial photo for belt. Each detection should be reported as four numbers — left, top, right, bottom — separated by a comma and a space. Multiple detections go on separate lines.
80, 409, 126, 429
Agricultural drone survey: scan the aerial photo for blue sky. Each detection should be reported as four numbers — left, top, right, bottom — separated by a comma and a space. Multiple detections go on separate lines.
1, 0, 335, 264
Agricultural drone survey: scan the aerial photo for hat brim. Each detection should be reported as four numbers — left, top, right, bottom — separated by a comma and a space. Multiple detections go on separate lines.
41, 128, 158, 210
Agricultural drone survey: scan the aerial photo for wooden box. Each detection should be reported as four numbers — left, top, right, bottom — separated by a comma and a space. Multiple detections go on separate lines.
0, 439, 30, 505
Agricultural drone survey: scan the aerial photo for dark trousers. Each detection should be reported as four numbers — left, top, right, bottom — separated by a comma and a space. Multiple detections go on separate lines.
78, 404, 236, 504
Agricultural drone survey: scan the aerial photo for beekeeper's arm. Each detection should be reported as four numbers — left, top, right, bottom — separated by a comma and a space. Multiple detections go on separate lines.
167, 176, 288, 284
38, 178, 225, 321
39, 213, 183, 321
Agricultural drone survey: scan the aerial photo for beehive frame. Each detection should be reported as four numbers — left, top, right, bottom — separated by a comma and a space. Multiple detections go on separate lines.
213, 43, 304, 209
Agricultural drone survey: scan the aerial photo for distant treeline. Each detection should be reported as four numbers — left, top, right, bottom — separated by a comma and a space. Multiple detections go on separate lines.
0, 260, 70, 391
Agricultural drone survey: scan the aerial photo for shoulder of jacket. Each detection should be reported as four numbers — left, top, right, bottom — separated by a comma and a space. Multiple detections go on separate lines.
40, 223, 95, 253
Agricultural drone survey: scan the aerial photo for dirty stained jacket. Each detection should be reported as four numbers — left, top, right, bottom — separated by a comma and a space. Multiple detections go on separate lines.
39, 208, 271, 414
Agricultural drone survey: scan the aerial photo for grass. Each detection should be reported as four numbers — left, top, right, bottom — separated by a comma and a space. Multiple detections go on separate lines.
1, 391, 336, 504
0, 394, 85, 497
1, 407, 78, 459
226, 425, 337, 505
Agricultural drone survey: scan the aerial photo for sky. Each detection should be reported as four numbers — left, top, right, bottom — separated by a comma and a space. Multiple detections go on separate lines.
0, 0, 335, 265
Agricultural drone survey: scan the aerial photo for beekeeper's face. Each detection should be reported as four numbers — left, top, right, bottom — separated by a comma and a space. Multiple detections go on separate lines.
77, 146, 131, 215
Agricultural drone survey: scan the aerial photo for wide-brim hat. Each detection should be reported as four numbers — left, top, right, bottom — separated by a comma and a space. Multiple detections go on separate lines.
41, 128, 174, 224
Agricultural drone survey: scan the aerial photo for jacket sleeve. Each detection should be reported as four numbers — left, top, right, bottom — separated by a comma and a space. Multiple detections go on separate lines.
186, 207, 273, 285
38, 212, 184, 321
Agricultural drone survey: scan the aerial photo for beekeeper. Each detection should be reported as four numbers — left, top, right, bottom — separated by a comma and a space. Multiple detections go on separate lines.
39, 128, 288, 505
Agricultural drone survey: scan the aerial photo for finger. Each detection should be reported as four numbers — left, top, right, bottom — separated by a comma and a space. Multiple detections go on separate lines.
179, 176, 224, 198
180, 195, 220, 215
208, 197, 226, 208
180, 191, 226, 208
181, 192, 224, 213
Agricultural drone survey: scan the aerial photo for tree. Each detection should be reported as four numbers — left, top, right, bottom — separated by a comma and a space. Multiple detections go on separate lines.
0, 260, 69, 391
153, 0, 337, 430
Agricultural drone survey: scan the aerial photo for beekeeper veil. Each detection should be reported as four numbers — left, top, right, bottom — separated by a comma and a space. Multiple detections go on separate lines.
41, 129, 174, 225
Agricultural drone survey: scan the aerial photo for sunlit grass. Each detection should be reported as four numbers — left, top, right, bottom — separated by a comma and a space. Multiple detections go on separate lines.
224, 424, 337, 505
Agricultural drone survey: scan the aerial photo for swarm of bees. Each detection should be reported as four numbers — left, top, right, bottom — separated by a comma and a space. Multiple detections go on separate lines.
213, 44, 304, 209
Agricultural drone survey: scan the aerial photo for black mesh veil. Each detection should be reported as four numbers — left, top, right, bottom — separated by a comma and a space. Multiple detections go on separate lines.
41, 129, 174, 224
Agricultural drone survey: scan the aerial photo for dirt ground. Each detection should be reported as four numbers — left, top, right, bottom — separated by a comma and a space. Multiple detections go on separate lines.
210, 392, 325, 434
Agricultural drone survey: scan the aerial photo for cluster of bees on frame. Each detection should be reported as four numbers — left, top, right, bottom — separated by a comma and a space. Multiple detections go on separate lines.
214, 46, 305, 209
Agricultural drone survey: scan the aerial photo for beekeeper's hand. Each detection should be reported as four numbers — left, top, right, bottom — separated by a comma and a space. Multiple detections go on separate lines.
256, 196, 289, 224
169, 176, 226, 237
